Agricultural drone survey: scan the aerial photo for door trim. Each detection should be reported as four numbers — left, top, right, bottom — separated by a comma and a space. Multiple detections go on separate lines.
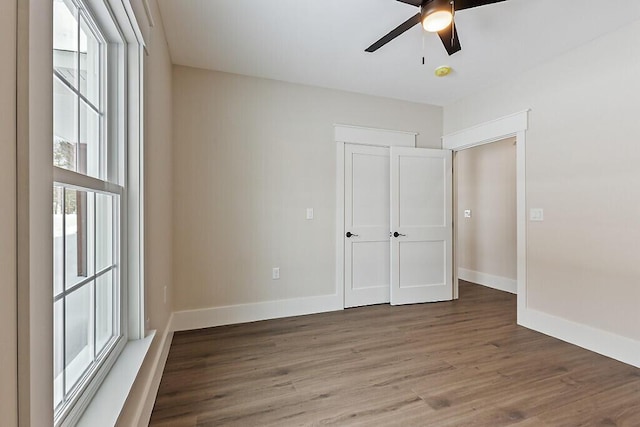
334, 124, 417, 147
442, 110, 529, 324
335, 125, 417, 308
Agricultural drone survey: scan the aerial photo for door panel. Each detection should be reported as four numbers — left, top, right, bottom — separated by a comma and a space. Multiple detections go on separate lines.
344, 144, 390, 307
398, 241, 445, 288
390, 147, 453, 305
399, 156, 446, 227
352, 152, 389, 227
352, 241, 390, 289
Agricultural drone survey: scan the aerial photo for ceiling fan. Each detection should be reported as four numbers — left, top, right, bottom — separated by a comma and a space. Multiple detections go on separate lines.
365, 0, 507, 55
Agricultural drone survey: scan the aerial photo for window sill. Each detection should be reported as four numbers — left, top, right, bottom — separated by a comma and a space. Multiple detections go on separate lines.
76, 331, 156, 427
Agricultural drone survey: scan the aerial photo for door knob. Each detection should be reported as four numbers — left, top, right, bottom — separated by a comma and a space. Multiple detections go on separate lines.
393, 232, 406, 238
346, 232, 359, 238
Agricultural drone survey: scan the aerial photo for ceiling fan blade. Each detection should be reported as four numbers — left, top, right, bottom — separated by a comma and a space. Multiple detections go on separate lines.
437, 24, 461, 55
365, 13, 422, 52
396, 0, 422, 6
454, 0, 507, 11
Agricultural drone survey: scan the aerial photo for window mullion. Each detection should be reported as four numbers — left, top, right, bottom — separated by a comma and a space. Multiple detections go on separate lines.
92, 195, 97, 362
61, 188, 67, 405
53, 72, 102, 116
76, 6, 81, 178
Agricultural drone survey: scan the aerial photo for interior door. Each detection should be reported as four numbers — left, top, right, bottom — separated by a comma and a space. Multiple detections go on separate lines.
390, 147, 453, 305
344, 144, 390, 307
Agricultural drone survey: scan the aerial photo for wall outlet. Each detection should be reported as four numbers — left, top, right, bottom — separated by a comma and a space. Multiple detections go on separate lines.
464, 209, 472, 218
272, 267, 280, 280
306, 208, 314, 220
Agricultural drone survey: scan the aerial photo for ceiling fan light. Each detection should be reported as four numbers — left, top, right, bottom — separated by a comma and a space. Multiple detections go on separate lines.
422, 10, 453, 32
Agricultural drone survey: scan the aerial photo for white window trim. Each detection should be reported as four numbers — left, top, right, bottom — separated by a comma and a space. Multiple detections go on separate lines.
76, 331, 155, 427
17, 0, 147, 424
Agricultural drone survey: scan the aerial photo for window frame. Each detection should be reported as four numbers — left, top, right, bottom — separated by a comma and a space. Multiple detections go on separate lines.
51, 0, 145, 425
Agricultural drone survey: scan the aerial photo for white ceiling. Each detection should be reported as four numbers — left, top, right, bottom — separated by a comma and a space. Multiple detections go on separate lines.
156, 0, 640, 106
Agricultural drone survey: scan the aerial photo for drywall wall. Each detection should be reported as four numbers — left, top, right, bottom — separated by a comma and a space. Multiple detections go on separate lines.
455, 138, 516, 286
172, 67, 443, 311
444, 19, 640, 341
116, 0, 174, 425
0, 0, 17, 424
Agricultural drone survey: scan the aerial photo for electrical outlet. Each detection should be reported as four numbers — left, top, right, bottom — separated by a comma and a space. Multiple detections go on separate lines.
306, 208, 314, 220
272, 267, 280, 280
464, 209, 472, 218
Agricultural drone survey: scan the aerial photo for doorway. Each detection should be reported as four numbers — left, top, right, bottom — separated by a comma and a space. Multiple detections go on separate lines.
454, 137, 517, 294
443, 110, 528, 321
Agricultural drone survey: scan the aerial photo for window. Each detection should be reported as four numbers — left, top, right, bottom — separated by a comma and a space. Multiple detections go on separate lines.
52, 0, 132, 424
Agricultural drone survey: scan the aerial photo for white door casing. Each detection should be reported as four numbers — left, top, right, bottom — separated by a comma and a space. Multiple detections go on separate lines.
442, 110, 528, 314
390, 147, 453, 305
344, 144, 390, 307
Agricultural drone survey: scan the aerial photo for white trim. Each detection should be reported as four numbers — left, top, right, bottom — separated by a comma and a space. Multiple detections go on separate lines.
520, 308, 640, 369
458, 268, 517, 294
442, 110, 529, 150
334, 124, 417, 147
335, 142, 346, 309
110, 0, 146, 46
53, 167, 123, 195
443, 111, 528, 324
515, 130, 527, 316
126, 43, 145, 341
132, 315, 174, 427
76, 332, 155, 427
141, 0, 155, 28
172, 294, 343, 332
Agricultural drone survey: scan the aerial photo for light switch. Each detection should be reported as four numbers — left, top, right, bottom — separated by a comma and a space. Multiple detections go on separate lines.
530, 208, 544, 221
306, 208, 314, 220
464, 209, 472, 218
272, 267, 280, 280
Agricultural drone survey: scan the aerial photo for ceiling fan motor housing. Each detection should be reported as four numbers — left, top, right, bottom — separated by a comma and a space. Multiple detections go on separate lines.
421, 0, 453, 17
421, 0, 454, 32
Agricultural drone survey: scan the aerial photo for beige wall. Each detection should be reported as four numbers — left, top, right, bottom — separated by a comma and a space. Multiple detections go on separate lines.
0, 0, 17, 425
117, 0, 174, 424
141, 0, 174, 342
456, 138, 516, 280
444, 20, 640, 340
172, 67, 443, 311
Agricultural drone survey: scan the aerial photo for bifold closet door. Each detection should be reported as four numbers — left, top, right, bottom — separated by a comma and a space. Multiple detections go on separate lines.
344, 144, 391, 307
390, 147, 453, 305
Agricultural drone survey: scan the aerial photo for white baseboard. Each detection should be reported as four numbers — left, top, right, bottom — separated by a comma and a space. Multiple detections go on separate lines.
519, 308, 640, 369
172, 294, 344, 332
133, 314, 174, 427
458, 268, 517, 294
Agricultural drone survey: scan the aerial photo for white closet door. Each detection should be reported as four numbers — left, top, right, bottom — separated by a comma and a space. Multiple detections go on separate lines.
344, 144, 390, 307
390, 147, 453, 305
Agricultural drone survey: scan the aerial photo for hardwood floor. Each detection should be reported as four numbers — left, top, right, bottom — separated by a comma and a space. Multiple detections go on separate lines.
150, 282, 640, 426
